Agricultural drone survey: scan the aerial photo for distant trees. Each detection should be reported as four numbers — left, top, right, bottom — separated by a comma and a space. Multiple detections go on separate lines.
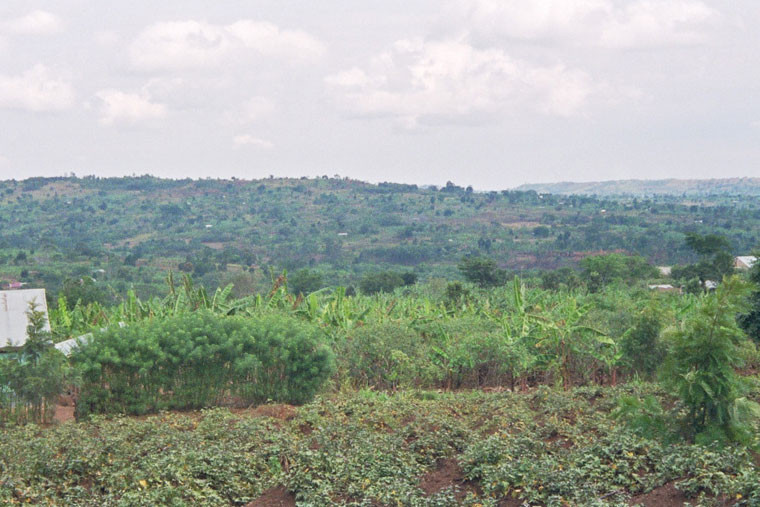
359, 271, 417, 295
60, 276, 110, 308
672, 233, 734, 291
579, 253, 657, 292
540, 267, 582, 291
458, 256, 508, 288
738, 258, 760, 344
288, 269, 324, 295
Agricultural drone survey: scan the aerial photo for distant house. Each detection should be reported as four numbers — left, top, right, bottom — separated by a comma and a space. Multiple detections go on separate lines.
735, 256, 757, 270
648, 284, 680, 294
0, 289, 50, 351
657, 266, 672, 277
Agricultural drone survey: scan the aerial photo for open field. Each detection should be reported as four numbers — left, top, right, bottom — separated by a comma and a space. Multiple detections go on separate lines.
2, 385, 759, 506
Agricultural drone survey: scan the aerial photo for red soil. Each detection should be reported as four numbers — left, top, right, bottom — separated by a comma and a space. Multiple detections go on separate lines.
418, 458, 482, 501
246, 486, 296, 507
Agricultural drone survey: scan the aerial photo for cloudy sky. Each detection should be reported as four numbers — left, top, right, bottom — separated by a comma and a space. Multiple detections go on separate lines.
0, 0, 758, 189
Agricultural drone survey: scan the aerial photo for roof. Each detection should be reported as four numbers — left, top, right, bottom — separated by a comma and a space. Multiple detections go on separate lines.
735, 256, 757, 269
54, 333, 92, 357
0, 289, 50, 350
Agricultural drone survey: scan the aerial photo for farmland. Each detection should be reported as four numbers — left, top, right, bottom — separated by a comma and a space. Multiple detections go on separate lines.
1, 176, 760, 505
2, 386, 759, 506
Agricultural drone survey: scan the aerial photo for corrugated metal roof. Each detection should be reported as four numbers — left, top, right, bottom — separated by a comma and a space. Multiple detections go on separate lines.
54, 333, 92, 356
0, 289, 50, 350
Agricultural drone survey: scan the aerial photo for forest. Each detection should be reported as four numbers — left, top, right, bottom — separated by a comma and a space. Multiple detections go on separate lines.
1, 176, 760, 506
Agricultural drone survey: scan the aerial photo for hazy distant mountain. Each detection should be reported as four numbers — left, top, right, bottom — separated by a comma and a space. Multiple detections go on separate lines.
516, 178, 760, 196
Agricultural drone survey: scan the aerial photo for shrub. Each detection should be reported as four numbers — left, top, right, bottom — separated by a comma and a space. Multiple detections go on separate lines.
620, 306, 665, 379
661, 276, 760, 443
73, 311, 333, 417
339, 322, 425, 389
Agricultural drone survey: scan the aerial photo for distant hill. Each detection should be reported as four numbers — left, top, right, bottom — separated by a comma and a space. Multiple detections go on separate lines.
1, 176, 760, 299
516, 178, 760, 196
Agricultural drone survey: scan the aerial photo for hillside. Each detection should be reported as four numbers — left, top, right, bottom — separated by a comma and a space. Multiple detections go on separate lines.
1, 176, 759, 299
516, 177, 760, 196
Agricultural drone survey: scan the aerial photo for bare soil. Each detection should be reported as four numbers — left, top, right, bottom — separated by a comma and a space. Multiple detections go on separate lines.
246, 486, 296, 507
418, 458, 482, 501
629, 482, 689, 507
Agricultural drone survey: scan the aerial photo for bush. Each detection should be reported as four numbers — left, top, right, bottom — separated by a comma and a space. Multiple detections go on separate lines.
73, 311, 334, 417
661, 276, 760, 443
339, 322, 425, 389
620, 306, 665, 379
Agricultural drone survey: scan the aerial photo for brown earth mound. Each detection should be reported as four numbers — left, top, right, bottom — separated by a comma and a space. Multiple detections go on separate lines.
419, 458, 482, 501
629, 482, 688, 507
246, 486, 296, 507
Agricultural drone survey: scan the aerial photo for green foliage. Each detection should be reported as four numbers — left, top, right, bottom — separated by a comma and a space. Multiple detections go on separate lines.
580, 253, 657, 292
444, 281, 470, 308
457, 256, 507, 288
685, 232, 731, 257
3, 386, 759, 505
673, 233, 735, 289
620, 306, 666, 378
540, 267, 582, 291
738, 258, 760, 344
358, 270, 415, 295
73, 311, 334, 417
661, 276, 760, 443
287, 268, 324, 295
60, 276, 112, 307
0, 302, 71, 425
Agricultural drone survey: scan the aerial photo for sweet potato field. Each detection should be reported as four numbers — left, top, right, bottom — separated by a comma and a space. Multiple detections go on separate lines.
1, 386, 758, 506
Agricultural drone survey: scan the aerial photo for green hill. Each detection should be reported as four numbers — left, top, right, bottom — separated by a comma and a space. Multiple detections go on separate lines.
1, 175, 759, 299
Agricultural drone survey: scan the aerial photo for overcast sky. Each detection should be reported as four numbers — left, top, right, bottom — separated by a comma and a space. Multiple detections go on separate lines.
0, 0, 758, 189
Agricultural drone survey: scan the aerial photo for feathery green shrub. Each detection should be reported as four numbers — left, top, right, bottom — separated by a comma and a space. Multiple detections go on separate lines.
73, 311, 333, 417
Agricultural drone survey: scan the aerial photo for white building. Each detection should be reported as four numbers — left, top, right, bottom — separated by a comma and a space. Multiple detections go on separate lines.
735, 256, 757, 270
0, 289, 50, 351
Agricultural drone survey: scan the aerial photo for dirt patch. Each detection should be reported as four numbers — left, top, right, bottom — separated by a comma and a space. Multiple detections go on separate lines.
244, 404, 298, 421
54, 404, 76, 424
419, 458, 481, 501
497, 497, 525, 507
545, 433, 573, 449
629, 482, 688, 507
246, 486, 296, 507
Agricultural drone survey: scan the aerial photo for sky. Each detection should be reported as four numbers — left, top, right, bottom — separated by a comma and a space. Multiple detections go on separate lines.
0, 0, 759, 190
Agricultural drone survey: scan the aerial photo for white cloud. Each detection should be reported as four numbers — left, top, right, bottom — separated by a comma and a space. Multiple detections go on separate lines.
4, 10, 62, 35
94, 30, 120, 47
0, 64, 74, 112
241, 97, 276, 122
95, 89, 167, 125
233, 134, 274, 148
600, 0, 719, 48
326, 38, 609, 126
454, 0, 720, 49
129, 19, 325, 71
